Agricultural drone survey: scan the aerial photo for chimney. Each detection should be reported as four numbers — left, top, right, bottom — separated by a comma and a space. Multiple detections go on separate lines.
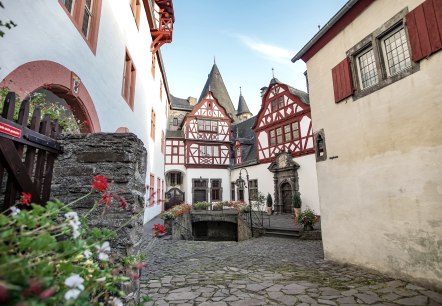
188, 96, 197, 106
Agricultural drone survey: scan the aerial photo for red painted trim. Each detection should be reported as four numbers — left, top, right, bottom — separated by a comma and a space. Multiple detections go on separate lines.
258, 148, 315, 164
1, 60, 101, 132
301, 0, 375, 62
185, 165, 229, 169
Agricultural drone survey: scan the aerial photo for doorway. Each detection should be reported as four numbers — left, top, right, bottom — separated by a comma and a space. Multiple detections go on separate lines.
281, 182, 292, 213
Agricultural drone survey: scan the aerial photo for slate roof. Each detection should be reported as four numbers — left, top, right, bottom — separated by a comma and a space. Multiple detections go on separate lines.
270, 77, 310, 105
199, 64, 238, 122
237, 93, 251, 116
231, 116, 258, 166
170, 94, 194, 111
166, 130, 184, 138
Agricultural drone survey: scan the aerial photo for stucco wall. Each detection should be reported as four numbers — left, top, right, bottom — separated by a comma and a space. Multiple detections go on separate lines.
305, 0, 441, 288
230, 154, 320, 213
0, 1, 168, 224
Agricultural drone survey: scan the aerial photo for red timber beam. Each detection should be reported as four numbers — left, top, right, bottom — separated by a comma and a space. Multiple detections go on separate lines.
150, 0, 175, 53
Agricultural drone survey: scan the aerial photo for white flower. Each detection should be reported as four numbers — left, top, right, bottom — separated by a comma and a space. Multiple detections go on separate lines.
111, 297, 123, 306
64, 274, 84, 291
65, 212, 81, 239
64, 288, 81, 300
64, 211, 79, 221
10, 206, 21, 216
96, 241, 111, 261
83, 250, 92, 259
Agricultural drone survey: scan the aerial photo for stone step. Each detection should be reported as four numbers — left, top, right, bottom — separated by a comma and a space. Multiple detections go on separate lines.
264, 228, 301, 239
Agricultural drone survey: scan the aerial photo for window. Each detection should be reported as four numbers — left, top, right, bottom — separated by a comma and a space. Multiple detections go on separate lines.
173, 118, 178, 126
381, 27, 411, 76
338, 9, 419, 101
161, 130, 165, 153
157, 177, 161, 205
236, 146, 241, 164
172, 146, 178, 155
149, 174, 155, 205
200, 145, 219, 156
278, 97, 284, 109
237, 184, 244, 202
162, 180, 165, 207
271, 100, 277, 112
269, 130, 276, 146
169, 172, 182, 186
249, 180, 258, 201
211, 179, 222, 202
198, 119, 217, 132
356, 47, 378, 89
231, 182, 235, 201
292, 122, 299, 140
192, 179, 208, 203
150, 109, 156, 140
130, 0, 141, 28
276, 127, 283, 144
314, 129, 327, 162
284, 124, 292, 142
59, 0, 101, 53
151, 53, 156, 78
122, 50, 136, 109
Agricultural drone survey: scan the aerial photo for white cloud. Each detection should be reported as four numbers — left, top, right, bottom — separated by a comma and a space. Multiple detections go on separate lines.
236, 35, 293, 64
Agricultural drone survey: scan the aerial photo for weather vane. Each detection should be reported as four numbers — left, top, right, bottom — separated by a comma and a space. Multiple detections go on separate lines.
272, 68, 275, 78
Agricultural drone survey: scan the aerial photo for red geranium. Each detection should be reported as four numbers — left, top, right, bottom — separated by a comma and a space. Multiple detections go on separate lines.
91, 175, 108, 192
101, 192, 112, 206
20, 192, 31, 206
152, 224, 166, 236
118, 197, 128, 209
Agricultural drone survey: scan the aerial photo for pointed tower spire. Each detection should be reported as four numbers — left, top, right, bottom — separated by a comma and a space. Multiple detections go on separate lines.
199, 62, 238, 121
236, 87, 252, 122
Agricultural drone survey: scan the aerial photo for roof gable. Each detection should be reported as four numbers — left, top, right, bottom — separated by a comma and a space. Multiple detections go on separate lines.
187, 91, 231, 121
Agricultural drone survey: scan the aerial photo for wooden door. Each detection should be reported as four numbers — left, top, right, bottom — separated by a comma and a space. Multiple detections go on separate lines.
281, 182, 292, 213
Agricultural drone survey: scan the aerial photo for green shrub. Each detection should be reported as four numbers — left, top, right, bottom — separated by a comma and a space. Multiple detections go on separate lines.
212, 202, 224, 211
266, 193, 273, 208
192, 202, 209, 210
292, 191, 302, 209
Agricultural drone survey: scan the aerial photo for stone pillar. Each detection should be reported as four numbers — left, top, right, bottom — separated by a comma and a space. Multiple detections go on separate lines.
51, 133, 147, 304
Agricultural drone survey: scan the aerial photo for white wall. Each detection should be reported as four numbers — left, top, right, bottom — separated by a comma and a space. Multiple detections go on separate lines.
0, 1, 167, 224
185, 168, 230, 204
230, 154, 320, 213
305, 0, 441, 288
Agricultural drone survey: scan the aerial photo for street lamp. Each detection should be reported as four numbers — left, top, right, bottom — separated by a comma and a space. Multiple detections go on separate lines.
236, 168, 253, 236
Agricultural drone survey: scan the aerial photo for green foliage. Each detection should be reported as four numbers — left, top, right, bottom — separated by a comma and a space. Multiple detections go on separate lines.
212, 202, 224, 211
0, 1, 17, 38
297, 208, 318, 225
0, 196, 146, 305
292, 191, 302, 209
266, 193, 273, 207
0, 87, 84, 133
160, 203, 191, 220
192, 202, 210, 210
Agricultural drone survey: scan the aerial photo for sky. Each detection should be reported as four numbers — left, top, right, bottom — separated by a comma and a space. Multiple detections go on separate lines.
161, 1, 348, 116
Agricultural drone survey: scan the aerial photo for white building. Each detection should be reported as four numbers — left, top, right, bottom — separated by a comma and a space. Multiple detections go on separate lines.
0, 0, 174, 223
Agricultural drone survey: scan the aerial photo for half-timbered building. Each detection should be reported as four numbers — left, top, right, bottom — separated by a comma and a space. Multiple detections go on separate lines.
165, 63, 320, 214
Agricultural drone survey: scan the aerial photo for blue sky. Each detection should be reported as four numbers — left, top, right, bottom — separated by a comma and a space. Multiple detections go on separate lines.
161, 1, 348, 115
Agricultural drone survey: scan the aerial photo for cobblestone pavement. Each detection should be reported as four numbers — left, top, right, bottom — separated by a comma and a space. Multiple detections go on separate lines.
140, 237, 442, 305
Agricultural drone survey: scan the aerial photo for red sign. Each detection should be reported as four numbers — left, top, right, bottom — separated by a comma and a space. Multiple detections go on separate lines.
0, 122, 22, 138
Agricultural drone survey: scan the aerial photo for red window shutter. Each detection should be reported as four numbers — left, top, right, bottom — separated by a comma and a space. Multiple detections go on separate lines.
406, 0, 442, 62
331, 57, 353, 103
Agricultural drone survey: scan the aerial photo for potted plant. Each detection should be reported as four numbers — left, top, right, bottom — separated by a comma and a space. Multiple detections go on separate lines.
266, 193, 273, 215
297, 208, 318, 231
192, 201, 209, 210
292, 191, 302, 219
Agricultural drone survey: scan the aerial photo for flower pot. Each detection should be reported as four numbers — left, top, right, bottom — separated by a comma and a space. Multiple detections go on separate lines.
303, 223, 314, 231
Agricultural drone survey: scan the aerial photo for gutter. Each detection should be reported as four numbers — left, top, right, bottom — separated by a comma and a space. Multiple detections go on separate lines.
291, 0, 359, 63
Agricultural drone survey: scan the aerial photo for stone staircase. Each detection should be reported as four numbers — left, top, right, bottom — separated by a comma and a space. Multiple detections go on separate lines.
264, 226, 302, 239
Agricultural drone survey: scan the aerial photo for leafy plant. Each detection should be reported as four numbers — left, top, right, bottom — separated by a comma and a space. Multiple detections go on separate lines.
192, 202, 209, 210
266, 193, 273, 208
0, 1, 17, 38
292, 191, 302, 209
0, 175, 147, 305
297, 208, 319, 226
0, 87, 86, 133
160, 203, 191, 220
212, 202, 224, 211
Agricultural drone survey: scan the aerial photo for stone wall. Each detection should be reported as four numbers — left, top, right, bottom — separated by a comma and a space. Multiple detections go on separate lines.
171, 213, 193, 240
51, 133, 147, 302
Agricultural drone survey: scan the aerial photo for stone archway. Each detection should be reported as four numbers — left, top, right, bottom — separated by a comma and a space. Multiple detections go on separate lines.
268, 151, 300, 214
1, 60, 101, 132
